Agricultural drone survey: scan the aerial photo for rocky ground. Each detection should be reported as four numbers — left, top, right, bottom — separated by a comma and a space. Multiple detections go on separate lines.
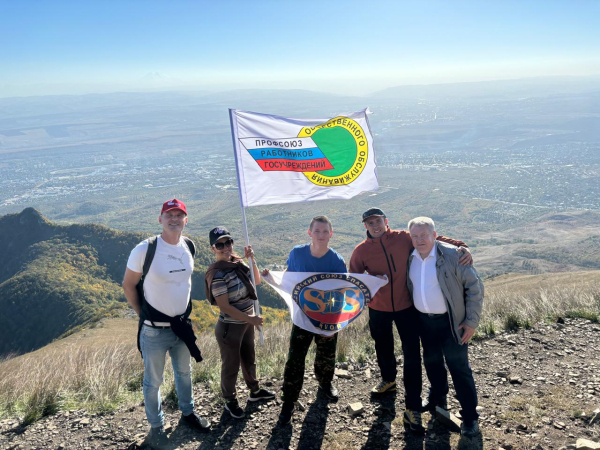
1, 317, 600, 450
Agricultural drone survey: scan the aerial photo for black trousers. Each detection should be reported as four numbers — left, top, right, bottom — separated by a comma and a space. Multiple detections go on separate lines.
419, 312, 478, 422
369, 306, 422, 411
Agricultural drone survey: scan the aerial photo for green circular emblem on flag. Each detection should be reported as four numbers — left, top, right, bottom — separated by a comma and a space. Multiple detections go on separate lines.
298, 116, 369, 186
310, 127, 356, 177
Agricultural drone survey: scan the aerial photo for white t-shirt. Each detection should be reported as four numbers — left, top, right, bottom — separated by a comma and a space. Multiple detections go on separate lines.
127, 236, 194, 323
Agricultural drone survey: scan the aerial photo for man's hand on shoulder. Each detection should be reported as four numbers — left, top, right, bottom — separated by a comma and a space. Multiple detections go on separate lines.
458, 247, 473, 266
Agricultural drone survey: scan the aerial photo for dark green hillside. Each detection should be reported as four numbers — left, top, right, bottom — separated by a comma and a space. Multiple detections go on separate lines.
0, 208, 56, 284
0, 209, 284, 357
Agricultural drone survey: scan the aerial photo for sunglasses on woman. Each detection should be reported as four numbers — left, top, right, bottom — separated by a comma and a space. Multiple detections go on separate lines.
214, 238, 234, 250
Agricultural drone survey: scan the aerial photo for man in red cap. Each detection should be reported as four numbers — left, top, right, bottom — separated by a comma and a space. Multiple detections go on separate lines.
123, 199, 210, 449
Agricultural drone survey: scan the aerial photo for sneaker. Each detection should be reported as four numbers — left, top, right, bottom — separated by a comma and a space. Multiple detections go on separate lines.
461, 419, 480, 437
318, 383, 339, 401
248, 387, 276, 402
147, 426, 168, 449
278, 402, 295, 425
421, 397, 448, 413
224, 399, 245, 419
181, 411, 211, 432
371, 380, 397, 395
403, 409, 425, 435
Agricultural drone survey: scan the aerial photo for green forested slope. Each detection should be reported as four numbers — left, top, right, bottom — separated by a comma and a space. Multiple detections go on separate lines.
0, 208, 284, 356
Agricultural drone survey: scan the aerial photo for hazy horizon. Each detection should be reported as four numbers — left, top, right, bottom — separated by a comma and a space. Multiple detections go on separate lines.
0, 73, 599, 101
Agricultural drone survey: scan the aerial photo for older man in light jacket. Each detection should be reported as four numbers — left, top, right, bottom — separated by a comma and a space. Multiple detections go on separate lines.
407, 217, 484, 438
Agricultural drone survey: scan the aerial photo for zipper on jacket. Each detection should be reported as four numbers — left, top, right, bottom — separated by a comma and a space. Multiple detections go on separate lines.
379, 240, 395, 312
389, 254, 397, 272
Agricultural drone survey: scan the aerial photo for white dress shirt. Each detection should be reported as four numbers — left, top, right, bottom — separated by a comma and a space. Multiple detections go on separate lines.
409, 243, 447, 314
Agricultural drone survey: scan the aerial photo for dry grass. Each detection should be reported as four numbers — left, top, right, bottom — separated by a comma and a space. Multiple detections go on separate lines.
191, 312, 382, 401
0, 314, 386, 422
0, 319, 142, 423
323, 430, 361, 449
479, 271, 600, 336
0, 342, 142, 424
503, 385, 583, 424
1, 271, 598, 423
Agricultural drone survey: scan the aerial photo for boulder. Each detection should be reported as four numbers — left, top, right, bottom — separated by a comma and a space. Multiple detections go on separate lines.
348, 402, 364, 417
576, 439, 600, 450
335, 369, 352, 379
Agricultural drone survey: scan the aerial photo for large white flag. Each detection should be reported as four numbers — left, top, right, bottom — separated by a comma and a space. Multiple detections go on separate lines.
263, 271, 388, 336
229, 108, 378, 207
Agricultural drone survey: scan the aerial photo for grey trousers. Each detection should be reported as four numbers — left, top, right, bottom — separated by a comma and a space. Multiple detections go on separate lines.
215, 320, 259, 401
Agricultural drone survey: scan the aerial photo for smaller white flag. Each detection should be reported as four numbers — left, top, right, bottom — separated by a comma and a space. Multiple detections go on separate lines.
263, 271, 388, 336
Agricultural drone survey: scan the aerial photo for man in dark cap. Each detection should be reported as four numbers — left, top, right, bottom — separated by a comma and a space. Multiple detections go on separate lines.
350, 207, 471, 434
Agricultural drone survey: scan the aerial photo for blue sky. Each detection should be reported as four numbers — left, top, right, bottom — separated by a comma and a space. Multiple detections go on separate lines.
1, 0, 599, 97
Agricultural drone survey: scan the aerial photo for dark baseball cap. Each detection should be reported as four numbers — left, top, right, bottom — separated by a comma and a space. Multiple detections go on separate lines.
362, 207, 386, 222
209, 227, 233, 246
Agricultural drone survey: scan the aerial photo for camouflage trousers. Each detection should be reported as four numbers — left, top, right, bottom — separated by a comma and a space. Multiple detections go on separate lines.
281, 324, 338, 403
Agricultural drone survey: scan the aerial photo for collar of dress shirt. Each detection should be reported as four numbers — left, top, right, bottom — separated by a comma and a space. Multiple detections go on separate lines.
412, 241, 438, 262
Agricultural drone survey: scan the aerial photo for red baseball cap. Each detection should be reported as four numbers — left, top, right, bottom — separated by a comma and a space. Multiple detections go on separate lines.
161, 198, 187, 215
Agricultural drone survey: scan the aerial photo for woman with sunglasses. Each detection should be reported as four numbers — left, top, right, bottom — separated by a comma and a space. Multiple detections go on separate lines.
204, 227, 275, 419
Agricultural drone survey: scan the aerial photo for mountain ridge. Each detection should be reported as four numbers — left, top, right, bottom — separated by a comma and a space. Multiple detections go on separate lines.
0, 208, 284, 357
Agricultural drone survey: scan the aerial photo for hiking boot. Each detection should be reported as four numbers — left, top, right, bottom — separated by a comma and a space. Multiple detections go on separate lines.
371, 380, 396, 395
319, 383, 339, 401
421, 397, 448, 413
461, 419, 480, 437
181, 411, 211, 432
278, 402, 295, 425
403, 409, 425, 435
147, 426, 168, 449
224, 399, 245, 419
248, 387, 276, 402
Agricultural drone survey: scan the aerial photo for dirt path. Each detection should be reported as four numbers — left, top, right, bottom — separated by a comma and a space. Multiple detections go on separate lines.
1, 317, 599, 449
